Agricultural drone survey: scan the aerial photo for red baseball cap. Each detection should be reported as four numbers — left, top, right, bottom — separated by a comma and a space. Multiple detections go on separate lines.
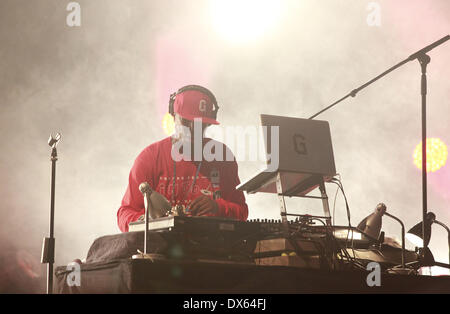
173, 89, 219, 125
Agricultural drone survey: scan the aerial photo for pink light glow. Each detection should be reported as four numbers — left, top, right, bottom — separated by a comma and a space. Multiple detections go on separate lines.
154, 32, 213, 122
386, 0, 450, 46
431, 160, 450, 202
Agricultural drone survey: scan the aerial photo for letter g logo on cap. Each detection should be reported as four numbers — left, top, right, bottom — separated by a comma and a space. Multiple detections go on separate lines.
199, 99, 207, 112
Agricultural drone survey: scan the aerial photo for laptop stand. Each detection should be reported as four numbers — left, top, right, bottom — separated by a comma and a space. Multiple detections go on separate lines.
238, 169, 332, 229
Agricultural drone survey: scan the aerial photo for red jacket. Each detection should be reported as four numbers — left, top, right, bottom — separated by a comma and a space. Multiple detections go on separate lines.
117, 137, 248, 232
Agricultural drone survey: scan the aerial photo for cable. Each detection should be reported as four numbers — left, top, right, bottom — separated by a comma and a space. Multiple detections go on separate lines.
289, 216, 363, 270
332, 185, 340, 227
328, 181, 350, 245
328, 176, 362, 267
330, 177, 351, 228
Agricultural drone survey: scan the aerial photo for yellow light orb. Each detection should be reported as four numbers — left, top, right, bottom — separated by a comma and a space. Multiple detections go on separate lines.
162, 113, 175, 136
413, 138, 448, 173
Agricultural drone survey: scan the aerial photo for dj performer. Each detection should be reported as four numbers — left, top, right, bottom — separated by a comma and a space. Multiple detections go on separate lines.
117, 85, 248, 232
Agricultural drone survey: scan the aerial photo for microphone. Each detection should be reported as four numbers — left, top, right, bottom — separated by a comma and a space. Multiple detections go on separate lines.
139, 182, 171, 219
137, 182, 171, 256
139, 182, 152, 195
48, 133, 61, 148
139, 182, 152, 255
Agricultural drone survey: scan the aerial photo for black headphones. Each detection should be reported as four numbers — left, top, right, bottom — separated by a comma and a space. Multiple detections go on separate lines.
168, 85, 219, 120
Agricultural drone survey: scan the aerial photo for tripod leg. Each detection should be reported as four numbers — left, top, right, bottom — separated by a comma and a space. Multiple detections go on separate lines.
318, 179, 331, 226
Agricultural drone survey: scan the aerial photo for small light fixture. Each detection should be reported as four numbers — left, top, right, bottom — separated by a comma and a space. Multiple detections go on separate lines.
357, 203, 386, 240
357, 203, 406, 268
407, 212, 450, 264
418, 246, 435, 267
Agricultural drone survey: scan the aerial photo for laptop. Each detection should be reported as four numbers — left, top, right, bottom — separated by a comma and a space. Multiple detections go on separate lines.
237, 114, 336, 196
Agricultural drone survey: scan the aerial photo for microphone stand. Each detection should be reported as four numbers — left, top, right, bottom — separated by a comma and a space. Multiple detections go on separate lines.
132, 182, 153, 259
309, 35, 450, 258
41, 133, 61, 294
143, 186, 150, 255
132, 183, 171, 260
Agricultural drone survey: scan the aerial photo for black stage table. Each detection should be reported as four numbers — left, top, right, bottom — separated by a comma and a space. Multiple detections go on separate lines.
55, 258, 450, 294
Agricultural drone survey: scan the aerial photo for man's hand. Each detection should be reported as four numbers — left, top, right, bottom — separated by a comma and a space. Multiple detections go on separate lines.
188, 195, 218, 216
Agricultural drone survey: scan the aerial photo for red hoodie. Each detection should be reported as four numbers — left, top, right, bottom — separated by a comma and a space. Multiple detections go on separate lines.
117, 137, 248, 232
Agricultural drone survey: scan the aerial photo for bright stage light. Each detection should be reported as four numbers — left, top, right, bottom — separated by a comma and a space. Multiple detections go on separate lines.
210, 0, 282, 43
162, 113, 175, 136
413, 138, 448, 173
